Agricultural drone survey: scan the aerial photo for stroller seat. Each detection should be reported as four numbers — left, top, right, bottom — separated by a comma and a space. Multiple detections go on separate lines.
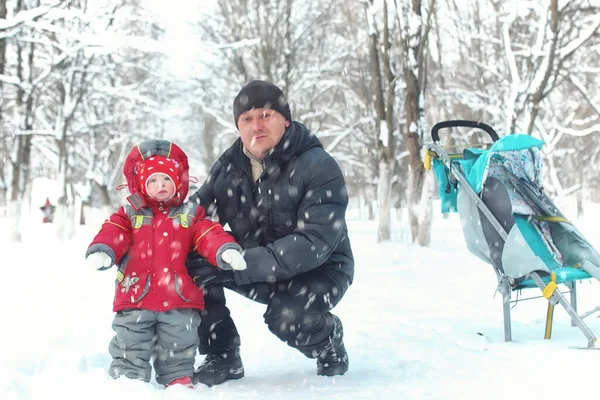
426, 120, 600, 348
515, 267, 590, 289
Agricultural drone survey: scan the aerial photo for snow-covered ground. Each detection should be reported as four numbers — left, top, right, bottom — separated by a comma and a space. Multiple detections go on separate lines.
3, 203, 600, 400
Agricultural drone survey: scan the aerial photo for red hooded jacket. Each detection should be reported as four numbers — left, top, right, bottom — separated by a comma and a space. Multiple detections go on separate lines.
86, 140, 240, 312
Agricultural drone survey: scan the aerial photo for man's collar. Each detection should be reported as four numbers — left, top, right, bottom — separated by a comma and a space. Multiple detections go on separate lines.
242, 146, 274, 163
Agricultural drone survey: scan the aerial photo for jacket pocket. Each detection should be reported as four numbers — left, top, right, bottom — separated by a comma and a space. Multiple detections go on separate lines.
115, 272, 150, 303
173, 272, 202, 302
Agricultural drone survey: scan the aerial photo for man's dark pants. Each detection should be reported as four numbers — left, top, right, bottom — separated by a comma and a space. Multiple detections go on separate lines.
198, 269, 350, 358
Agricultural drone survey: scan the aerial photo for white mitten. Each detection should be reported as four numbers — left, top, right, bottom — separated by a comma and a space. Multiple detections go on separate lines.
85, 252, 113, 271
221, 249, 247, 271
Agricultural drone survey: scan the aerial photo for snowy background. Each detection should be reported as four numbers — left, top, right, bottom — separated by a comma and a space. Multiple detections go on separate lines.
3, 198, 600, 400
3, 1, 600, 398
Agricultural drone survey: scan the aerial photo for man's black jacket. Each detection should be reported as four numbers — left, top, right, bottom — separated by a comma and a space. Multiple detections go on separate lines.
188, 121, 354, 289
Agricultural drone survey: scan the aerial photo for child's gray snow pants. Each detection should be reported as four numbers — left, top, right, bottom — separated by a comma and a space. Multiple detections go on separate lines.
108, 308, 200, 385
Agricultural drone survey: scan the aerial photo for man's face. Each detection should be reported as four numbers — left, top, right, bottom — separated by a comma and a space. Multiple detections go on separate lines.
237, 108, 290, 160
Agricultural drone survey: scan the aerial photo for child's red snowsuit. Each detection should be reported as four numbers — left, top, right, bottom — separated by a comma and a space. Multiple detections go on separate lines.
86, 140, 240, 312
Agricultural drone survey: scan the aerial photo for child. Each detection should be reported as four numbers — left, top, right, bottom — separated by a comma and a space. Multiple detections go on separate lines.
84, 139, 246, 388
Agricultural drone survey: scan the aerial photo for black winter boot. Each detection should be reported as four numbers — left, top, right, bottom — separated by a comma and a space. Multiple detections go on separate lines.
317, 315, 349, 376
192, 348, 244, 386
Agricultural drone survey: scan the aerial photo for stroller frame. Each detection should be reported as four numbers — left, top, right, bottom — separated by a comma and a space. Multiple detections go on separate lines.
427, 120, 598, 348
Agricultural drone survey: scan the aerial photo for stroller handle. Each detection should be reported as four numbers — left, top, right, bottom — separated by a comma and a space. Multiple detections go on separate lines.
431, 120, 499, 143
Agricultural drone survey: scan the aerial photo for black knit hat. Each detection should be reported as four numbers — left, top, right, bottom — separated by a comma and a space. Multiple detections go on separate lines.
233, 80, 292, 128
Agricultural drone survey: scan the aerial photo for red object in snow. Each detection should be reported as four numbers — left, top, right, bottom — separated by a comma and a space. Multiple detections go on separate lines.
40, 197, 56, 223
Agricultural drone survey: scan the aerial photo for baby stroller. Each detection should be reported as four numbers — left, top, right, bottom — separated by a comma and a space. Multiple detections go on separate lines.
425, 120, 600, 348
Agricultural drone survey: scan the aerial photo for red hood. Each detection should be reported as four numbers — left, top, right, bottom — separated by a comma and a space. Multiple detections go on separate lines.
122, 140, 190, 210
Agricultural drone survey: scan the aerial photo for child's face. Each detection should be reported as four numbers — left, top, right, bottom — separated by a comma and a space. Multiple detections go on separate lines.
146, 173, 176, 201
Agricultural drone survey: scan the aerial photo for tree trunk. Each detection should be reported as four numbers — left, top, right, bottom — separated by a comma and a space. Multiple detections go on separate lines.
8, 6, 35, 242
97, 182, 112, 207
525, 0, 559, 134
202, 111, 218, 171
407, 160, 425, 241
416, 171, 433, 246
366, 0, 396, 242
56, 130, 75, 241
576, 184, 584, 219
55, 78, 71, 239
367, 187, 375, 221
0, 0, 6, 209
377, 160, 394, 242
403, 0, 433, 245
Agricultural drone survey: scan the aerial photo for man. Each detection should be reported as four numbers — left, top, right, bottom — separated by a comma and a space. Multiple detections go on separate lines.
187, 80, 354, 386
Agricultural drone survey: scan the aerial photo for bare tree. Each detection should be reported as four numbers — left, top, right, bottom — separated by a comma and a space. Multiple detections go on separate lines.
6, 0, 38, 242
400, 0, 435, 245
431, 0, 600, 213
77, 0, 172, 216
1, 0, 171, 240
0, 0, 7, 211
364, 0, 399, 242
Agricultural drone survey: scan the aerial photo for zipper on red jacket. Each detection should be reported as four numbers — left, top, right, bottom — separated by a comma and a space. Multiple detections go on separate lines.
159, 202, 164, 211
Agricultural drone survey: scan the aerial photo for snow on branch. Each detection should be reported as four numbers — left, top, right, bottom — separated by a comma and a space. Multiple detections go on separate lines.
325, 116, 373, 153
0, 1, 66, 37
198, 38, 261, 50
558, 15, 600, 60
502, 8, 520, 86
568, 75, 600, 117
0, 74, 22, 87
556, 124, 600, 137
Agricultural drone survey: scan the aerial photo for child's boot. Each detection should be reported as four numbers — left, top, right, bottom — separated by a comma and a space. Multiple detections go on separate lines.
166, 376, 194, 389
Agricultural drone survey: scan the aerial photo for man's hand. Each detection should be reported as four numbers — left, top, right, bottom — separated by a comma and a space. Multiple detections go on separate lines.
84, 252, 113, 271
221, 249, 247, 271
190, 265, 234, 287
